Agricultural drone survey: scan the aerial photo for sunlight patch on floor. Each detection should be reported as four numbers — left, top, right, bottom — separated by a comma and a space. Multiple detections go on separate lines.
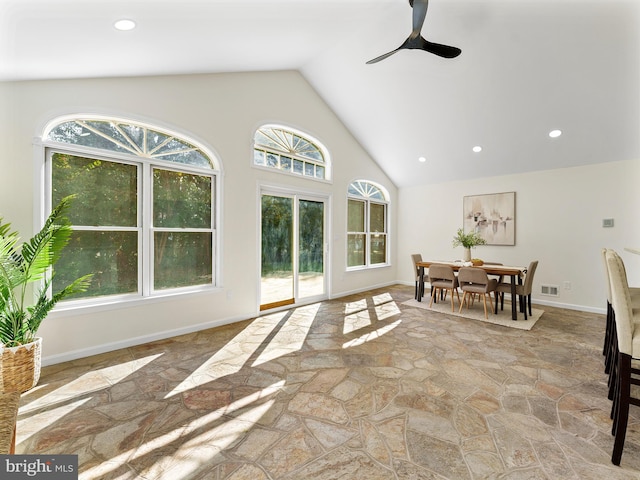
83, 381, 284, 479
342, 319, 402, 349
343, 309, 372, 334
252, 303, 319, 366
372, 292, 394, 305
344, 298, 367, 315
165, 314, 286, 398
17, 397, 92, 445
21, 353, 163, 413
343, 292, 401, 334
374, 300, 401, 321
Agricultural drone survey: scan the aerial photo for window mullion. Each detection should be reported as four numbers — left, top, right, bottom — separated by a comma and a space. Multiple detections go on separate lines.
366, 200, 371, 267
142, 163, 151, 296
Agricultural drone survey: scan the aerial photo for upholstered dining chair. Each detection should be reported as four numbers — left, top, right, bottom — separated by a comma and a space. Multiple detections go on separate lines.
428, 263, 459, 312
483, 262, 504, 282
603, 248, 640, 402
411, 253, 429, 300
458, 267, 498, 319
602, 248, 615, 373
605, 249, 640, 465
495, 260, 538, 320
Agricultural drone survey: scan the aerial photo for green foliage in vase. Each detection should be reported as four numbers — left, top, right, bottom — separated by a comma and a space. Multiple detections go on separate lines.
452, 228, 487, 249
0, 196, 92, 347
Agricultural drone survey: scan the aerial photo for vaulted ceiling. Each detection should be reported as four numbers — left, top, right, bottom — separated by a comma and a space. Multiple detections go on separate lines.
1, 0, 638, 187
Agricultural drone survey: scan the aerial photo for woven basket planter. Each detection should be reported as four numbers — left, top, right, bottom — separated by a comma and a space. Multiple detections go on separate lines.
0, 338, 42, 393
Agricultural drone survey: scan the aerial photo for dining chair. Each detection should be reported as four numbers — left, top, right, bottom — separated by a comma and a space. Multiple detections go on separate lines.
411, 253, 429, 300
602, 249, 619, 402
602, 248, 615, 371
495, 260, 538, 320
428, 263, 459, 312
469, 261, 502, 303
603, 248, 640, 401
457, 267, 497, 319
605, 249, 640, 465
483, 262, 504, 282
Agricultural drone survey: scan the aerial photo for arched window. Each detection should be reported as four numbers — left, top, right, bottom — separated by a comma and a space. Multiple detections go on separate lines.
347, 180, 389, 269
43, 116, 219, 301
253, 125, 329, 180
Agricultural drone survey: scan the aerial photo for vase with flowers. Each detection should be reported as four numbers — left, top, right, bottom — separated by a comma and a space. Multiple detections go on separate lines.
452, 228, 486, 262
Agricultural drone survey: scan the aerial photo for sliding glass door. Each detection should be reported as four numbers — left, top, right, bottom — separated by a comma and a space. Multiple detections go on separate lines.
260, 192, 326, 310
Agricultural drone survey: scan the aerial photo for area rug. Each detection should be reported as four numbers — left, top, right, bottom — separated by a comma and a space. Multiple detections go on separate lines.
402, 298, 543, 331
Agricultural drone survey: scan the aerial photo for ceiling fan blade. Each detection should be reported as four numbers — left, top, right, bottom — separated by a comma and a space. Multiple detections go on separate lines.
366, 47, 402, 65
422, 39, 461, 59
411, 0, 428, 38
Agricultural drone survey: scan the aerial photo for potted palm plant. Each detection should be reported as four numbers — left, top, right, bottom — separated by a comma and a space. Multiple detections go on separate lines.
452, 228, 486, 262
0, 196, 92, 392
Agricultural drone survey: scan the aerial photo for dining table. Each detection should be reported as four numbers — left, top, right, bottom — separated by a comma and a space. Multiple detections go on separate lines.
416, 261, 528, 320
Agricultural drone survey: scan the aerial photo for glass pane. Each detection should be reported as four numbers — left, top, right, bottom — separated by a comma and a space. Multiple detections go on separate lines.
348, 199, 365, 232
293, 160, 304, 175
280, 156, 292, 171
291, 135, 324, 162
52, 153, 138, 227
86, 121, 132, 147
151, 136, 212, 168
147, 130, 172, 153
254, 150, 266, 166
304, 163, 314, 177
153, 169, 211, 229
54, 230, 138, 299
120, 124, 145, 151
153, 150, 211, 168
48, 121, 132, 152
299, 200, 324, 298
370, 203, 386, 233
347, 234, 366, 267
371, 234, 387, 265
254, 130, 282, 151
267, 153, 279, 168
315, 165, 325, 179
261, 195, 293, 306
154, 232, 212, 290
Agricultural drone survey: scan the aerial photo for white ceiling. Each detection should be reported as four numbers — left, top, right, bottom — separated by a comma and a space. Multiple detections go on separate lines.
1, 0, 638, 187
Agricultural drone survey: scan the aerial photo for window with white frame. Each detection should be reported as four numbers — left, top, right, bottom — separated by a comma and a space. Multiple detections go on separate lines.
44, 117, 218, 301
347, 180, 388, 268
253, 125, 329, 180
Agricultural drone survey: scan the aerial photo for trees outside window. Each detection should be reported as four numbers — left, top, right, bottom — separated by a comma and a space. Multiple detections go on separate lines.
44, 117, 218, 301
347, 180, 388, 269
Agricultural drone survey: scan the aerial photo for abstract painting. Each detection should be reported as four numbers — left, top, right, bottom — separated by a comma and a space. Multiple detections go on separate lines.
463, 192, 515, 245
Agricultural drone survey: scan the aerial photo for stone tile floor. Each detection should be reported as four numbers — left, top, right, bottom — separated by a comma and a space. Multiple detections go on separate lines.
15, 284, 640, 479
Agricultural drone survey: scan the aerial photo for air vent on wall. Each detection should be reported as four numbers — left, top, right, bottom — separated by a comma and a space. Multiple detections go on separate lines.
541, 285, 559, 296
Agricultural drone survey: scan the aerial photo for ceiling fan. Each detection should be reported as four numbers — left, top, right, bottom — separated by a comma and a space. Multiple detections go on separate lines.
367, 0, 461, 64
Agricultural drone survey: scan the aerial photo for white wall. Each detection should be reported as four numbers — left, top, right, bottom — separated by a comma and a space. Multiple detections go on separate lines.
0, 71, 398, 364
398, 158, 640, 313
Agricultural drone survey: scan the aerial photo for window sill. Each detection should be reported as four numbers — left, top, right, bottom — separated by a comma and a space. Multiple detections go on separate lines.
346, 263, 390, 273
50, 285, 224, 318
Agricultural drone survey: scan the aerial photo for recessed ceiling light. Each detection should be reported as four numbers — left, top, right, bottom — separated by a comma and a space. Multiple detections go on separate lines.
549, 129, 562, 138
114, 19, 136, 31
418, 156, 427, 163
472, 146, 482, 153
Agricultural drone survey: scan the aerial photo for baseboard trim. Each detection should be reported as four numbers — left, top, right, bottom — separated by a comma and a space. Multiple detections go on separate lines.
41, 314, 252, 367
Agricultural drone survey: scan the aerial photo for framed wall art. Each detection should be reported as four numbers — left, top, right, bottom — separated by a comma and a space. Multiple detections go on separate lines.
463, 192, 515, 245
